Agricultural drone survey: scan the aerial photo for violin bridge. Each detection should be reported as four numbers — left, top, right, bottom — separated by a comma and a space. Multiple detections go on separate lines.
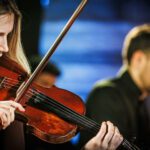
0, 77, 6, 88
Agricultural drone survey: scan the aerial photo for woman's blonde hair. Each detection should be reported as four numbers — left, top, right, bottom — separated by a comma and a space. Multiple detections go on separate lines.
0, 0, 30, 74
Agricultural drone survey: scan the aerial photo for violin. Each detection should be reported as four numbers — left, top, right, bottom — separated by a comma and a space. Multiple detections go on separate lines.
0, 63, 140, 150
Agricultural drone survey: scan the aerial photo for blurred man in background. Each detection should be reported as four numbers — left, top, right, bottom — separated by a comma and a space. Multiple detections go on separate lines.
29, 56, 61, 88
78, 24, 150, 149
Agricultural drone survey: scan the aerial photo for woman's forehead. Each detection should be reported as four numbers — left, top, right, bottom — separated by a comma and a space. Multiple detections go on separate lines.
0, 13, 14, 32
0, 13, 14, 22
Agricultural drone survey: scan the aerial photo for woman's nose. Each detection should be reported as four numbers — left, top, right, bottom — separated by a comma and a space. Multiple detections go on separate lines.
0, 37, 9, 52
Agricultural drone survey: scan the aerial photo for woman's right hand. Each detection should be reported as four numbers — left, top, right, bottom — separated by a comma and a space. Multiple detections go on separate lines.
0, 100, 25, 129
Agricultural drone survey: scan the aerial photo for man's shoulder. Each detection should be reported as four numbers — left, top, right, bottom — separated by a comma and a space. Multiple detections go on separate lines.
87, 77, 124, 107
93, 77, 120, 91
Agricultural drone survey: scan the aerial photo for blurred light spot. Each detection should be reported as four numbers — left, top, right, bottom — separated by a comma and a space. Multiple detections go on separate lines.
71, 133, 80, 145
40, 0, 50, 7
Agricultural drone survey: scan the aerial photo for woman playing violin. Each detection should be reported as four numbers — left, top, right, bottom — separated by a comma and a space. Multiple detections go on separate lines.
0, 0, 123, 150
0, 0, 29, 149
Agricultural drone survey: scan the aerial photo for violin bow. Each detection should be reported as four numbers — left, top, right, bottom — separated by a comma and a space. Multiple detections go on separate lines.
15, 0, 88, 102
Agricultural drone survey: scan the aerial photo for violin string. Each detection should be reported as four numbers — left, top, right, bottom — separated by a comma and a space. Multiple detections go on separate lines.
124, 140, 136, 150
4, 77, 23, 84
2, 79, 137, 150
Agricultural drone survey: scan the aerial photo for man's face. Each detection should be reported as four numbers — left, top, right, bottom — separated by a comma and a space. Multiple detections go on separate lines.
0, 13, 14, 57
139, 54, 150, 93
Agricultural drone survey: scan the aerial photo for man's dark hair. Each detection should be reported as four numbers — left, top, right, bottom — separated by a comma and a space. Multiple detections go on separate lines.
122, 24, 150, 65
30, 56, 61, 77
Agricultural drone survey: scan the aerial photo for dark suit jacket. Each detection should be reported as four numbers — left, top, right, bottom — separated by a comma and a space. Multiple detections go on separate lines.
78, 70, 150, 149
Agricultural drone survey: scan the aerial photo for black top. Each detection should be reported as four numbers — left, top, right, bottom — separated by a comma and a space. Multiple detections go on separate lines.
78, 70, 150, 149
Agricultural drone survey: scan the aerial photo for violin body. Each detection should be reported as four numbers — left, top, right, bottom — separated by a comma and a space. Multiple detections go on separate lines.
0, 65, 86, 143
